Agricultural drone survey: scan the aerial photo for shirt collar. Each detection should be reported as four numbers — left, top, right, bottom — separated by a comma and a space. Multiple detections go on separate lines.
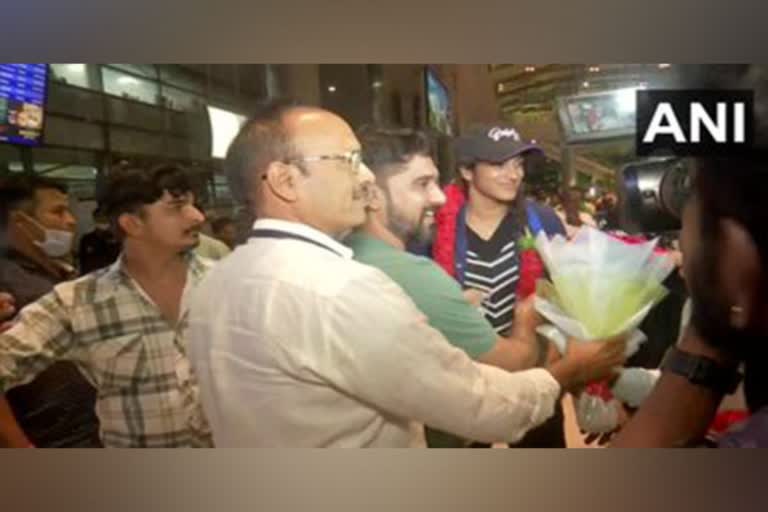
93, 251, 209, 302
250, 218, 354, 260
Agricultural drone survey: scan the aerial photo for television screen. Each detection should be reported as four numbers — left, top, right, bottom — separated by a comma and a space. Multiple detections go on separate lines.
0, 64, 48, 147
557, 87, 640, 144
425, 68, 452, 136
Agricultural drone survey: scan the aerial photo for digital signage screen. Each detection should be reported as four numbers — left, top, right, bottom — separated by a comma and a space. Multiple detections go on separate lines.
0, 63, 49, 147
425, 67, 453, 136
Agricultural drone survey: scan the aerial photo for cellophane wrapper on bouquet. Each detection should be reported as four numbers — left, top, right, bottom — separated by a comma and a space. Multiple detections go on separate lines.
532, 227, 675, 433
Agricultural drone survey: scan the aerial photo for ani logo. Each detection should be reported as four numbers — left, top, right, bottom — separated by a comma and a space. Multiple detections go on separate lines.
636, 89, 754, 157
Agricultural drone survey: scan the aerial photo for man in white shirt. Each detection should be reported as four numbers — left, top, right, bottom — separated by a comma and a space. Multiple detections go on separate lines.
187, 99, 626, 447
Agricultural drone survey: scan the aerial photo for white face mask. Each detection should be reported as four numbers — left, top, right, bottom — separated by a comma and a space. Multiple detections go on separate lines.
35, 228, 74, 258
22, 214, 74, 258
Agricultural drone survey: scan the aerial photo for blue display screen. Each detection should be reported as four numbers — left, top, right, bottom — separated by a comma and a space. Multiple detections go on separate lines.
425, 68, 452, 136
0, 63, 48, 146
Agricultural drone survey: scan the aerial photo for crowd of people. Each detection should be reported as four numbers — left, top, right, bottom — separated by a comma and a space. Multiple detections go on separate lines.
1, 68, 767, 448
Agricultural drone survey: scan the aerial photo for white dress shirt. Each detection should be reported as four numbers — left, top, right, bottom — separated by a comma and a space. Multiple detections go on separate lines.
188, 218, 560, 447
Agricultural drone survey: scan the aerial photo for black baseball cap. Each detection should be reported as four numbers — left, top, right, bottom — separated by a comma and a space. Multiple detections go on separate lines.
455, 124, 542, 166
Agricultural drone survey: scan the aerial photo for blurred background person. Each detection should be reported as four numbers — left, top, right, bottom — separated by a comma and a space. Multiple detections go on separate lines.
556, 186, 597, 238
211, 216, 237, 250
78, 206, 121, 275
193, 204, 231, 261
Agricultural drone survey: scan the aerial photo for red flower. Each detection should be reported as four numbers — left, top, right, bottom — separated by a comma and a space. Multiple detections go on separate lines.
517, 229, 544, 299
709, 409, 750, 435
585, 381, 615, 402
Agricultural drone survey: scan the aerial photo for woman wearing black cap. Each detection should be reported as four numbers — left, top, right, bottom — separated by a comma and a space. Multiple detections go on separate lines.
433, 124, 569, 448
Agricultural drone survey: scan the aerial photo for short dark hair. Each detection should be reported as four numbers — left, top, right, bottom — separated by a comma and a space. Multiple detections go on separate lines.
211, 216, 234, 234
100, 164, 195, 237
357, 126, 432, 183
0, 175, 68, 234
225, 98, 309, 207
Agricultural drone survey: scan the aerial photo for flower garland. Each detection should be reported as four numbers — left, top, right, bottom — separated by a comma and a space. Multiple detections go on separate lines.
516, 227, 545, 300
433, 182, 545, 300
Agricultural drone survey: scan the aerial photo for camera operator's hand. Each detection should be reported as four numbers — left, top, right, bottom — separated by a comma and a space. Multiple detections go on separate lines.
547, 335, 628, 392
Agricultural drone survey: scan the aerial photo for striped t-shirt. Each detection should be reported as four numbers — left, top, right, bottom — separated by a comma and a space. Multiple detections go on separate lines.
464, 213, 521, 335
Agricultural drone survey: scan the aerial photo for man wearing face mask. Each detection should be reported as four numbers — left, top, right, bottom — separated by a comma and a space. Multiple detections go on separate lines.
0, 176, 100, 447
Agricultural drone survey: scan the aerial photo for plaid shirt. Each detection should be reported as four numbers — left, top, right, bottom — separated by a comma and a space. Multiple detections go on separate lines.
0, 253, 213, 448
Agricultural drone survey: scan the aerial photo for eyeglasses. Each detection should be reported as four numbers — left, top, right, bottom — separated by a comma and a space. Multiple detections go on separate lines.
292, 149, 363, 172
261, 150, 364, 180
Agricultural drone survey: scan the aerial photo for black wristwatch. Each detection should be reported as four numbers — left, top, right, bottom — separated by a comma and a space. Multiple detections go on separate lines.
660, 346, 743, 395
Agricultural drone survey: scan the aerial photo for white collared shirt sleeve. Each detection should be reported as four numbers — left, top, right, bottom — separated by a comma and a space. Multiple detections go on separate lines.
273, 266, 561, 444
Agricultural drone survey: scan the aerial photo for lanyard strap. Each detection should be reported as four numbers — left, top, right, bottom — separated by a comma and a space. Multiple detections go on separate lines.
250, 229, 343, 257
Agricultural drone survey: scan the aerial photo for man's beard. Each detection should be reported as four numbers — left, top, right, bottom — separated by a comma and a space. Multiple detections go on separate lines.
387, 207, 435, 247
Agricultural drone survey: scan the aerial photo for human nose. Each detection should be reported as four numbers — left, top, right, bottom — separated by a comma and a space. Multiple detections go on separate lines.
188, 205, 206, 224
357, 162, 375, 184
63, 210, 77, 231
430, 184, 446, 207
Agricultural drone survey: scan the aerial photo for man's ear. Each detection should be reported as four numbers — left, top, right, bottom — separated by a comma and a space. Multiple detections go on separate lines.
263, 161, 301, 203
117, 212, 144, 239
10, 210, 44, 242
717, 217, 763, 329
365, 184, 385, 212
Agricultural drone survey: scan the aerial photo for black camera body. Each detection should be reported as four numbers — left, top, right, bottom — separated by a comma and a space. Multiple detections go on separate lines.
619, 157, 692, 236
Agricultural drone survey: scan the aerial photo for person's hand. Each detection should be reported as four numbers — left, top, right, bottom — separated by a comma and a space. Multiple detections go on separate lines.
562, 334, 628, 387
511, 296, 542, 335
462, 288, 487, 308
545, 340, 561, 365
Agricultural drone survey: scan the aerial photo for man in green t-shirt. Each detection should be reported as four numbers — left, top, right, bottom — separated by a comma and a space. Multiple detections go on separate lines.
347, 127, 623, 447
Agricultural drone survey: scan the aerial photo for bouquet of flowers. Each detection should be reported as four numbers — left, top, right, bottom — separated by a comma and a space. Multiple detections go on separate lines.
532, 226, 676, 433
